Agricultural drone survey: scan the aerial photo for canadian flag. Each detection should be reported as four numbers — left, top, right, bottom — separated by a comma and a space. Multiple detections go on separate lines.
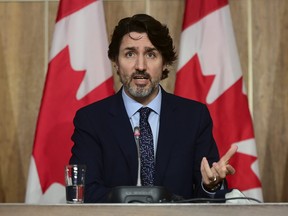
25, 0, 114, 203
175, 0, 263, 200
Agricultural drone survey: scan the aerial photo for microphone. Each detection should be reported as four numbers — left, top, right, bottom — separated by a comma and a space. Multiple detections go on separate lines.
134, 127, 140, 157
134, 127, 141, 186
107, 127, 176, 203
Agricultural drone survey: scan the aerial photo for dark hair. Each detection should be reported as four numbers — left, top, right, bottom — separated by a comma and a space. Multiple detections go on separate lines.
108, 14, 177, 79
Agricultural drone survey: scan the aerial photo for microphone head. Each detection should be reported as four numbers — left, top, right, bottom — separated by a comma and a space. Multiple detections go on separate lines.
134, 126, 140, 138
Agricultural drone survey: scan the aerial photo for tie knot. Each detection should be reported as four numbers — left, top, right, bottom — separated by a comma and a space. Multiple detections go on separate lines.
139, 107, 152, 121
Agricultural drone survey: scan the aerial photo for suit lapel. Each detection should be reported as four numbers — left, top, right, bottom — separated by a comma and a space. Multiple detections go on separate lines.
107, 91, 139, 184
155, 90, 178, 184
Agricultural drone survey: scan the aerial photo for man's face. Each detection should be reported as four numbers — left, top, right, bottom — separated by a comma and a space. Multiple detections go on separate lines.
116, 32, 165, 105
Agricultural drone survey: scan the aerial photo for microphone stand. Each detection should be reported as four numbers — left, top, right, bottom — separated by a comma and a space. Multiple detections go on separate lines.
134, 127, 141, 186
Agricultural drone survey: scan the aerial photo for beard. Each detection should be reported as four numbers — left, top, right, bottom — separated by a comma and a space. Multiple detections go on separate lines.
120, 70, 160, 98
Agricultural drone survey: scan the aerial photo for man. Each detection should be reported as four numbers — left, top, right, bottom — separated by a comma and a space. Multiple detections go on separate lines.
70, 14, 237, 203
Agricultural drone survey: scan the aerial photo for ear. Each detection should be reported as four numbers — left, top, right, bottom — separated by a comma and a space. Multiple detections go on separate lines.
113, 63, 119, 71
163, 64, 168, 71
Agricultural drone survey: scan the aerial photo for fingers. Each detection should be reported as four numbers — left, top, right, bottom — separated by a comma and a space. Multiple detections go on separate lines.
201, 145, 238, 187
201, 157, 217, 184
226, 164, 236, 175
212, 162, 236, 179
209, 145, 238, 179
219, 144, 238, 165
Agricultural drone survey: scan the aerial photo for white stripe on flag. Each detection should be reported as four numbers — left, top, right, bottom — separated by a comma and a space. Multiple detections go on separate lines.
25, 157, 66, 203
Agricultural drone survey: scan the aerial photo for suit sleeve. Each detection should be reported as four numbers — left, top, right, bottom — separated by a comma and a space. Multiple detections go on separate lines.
192, 104, 226, 198
69, 109, 111, 203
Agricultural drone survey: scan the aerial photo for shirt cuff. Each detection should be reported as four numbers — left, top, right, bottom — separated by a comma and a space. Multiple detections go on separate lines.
201, 180, 224, 198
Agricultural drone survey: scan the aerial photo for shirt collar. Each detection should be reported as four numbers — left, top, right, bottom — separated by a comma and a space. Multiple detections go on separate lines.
122, 86, 162, 118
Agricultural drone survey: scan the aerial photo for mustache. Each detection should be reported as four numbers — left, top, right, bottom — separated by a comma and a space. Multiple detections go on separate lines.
132, 70, 151, 79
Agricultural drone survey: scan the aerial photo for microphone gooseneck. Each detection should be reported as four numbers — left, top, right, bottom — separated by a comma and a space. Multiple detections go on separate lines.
134, 127, 141, 186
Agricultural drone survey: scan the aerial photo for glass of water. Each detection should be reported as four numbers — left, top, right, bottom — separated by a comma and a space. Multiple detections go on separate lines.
65, 164, 86, 204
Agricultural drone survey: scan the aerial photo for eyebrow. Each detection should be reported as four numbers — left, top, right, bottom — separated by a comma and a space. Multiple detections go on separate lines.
123, 47, 158, 52
145, 47, 158, 52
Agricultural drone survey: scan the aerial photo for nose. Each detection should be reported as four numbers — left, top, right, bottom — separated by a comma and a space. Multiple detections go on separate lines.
135, 54, 147, 71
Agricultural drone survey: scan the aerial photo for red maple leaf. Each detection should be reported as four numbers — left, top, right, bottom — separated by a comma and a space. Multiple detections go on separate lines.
33, 46, 114, 193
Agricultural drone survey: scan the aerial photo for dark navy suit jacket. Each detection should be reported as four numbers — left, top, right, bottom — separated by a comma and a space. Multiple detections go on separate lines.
70, 87, 220, 202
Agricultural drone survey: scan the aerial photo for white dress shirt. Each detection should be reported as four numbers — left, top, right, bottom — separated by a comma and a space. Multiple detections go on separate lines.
122, 86, 161, 156
122, 86, 161, 186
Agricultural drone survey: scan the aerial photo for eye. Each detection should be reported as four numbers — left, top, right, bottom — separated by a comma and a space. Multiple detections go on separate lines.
125, 51, 135, 58
146, 52, 156, 59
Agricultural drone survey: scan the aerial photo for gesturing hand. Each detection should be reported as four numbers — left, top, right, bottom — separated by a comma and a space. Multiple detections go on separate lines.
201, 144, 238, 190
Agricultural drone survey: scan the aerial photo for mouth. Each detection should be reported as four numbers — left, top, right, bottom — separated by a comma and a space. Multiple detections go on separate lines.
133, 74, 150, 80
132, 73, 150, 85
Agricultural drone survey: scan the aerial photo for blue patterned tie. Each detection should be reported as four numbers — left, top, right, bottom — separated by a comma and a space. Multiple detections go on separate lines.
139, 107, 155, 186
